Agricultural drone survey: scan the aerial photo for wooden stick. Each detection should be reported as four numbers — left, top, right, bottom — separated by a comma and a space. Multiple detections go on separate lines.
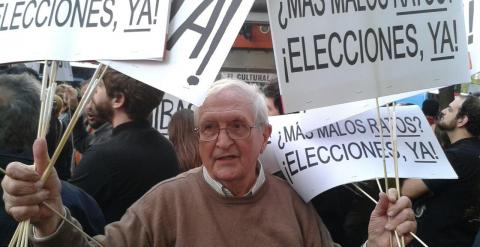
389, 103, 401, 198
18, 222, 27, 247
49, 61, 58, 87
23, 220, 30, 247
41, 63, 108, 183
375, 178, 384, 193
375, 98, 389, 192
352, 183, 428, 247
375, 98, 394, 247
0, 160, 102, 246
41, 83, 57, 137
389, 103, 405, 247
36, 60, 49, 138
8, 221, 21, 247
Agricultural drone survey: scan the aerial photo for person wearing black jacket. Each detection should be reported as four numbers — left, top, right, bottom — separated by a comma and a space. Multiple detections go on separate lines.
70, 69, 180, 223
403, 95, 480, 247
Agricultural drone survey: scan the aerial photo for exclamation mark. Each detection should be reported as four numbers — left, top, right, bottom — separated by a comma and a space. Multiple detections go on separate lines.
187, 0, 241, 85
153, 0, 159, 24
428, 141, 439, 159
468, 0, 474, 44
453, 20, 458, 51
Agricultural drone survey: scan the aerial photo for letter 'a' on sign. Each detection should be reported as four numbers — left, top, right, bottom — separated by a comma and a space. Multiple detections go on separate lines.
105, 0, 256, 106
0, 0, 170, 63
266, 0, 470, 113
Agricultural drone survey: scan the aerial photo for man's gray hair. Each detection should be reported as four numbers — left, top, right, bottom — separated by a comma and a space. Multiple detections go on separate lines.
195, 79, 269, 125
0, 74, 41, 149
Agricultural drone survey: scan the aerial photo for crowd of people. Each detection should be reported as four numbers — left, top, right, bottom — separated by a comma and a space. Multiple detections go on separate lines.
0, 64, 478, 246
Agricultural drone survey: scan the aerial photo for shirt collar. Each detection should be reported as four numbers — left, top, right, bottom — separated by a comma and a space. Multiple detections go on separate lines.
202, 161, 266, 197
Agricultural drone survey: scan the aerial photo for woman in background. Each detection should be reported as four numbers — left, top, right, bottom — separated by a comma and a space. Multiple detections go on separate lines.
168, 109, 202, 172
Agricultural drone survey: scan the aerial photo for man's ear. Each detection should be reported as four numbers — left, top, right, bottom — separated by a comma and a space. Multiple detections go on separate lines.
111, 93, 125, 110
457, 115, 469, 128
260, 124, 272, 153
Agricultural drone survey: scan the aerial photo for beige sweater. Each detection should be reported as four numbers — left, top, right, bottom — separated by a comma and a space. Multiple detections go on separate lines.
32, 167, 339, 247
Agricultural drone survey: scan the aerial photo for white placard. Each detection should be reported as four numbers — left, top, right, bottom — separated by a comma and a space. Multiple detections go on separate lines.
25, 61, 74, 82
261, 105, 457, 202
105, 0, 255, 106
152, 93, 196, 136
267, 0, 470, 112
465, 0, 480, 75
0, 0, 170, 63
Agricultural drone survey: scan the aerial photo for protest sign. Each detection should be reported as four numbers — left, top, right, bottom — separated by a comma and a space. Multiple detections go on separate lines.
465, 0, 480, 75
261, 105, 457, 202
106, 0, 255, 106
0, 0, 170, 63
152, 92, 196, 136
267, 0, 470, 112
25, 61, 74, 82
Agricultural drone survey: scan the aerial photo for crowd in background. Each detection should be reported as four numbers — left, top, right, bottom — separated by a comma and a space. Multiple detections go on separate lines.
0, 64, 479, 246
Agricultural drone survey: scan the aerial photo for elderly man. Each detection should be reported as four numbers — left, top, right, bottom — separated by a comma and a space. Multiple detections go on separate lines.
2, 79, 415, 246
402, 95, 480, 247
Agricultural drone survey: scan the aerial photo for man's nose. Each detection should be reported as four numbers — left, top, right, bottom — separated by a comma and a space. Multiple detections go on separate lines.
216, 128, 233, 148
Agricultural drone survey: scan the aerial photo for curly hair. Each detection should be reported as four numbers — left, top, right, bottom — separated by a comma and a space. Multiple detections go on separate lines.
457, 95, 480, 137
102, 69, 165, 121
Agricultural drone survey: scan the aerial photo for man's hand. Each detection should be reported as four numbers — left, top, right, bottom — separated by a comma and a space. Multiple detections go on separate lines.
2, 138, 64, 236
367, 188, 417, 247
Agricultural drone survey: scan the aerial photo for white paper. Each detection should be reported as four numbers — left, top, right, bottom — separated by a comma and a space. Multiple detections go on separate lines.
105, 0, 255, 106
267, 0, 470, 112
261, 105, 457, 202
0, 0, 170, 63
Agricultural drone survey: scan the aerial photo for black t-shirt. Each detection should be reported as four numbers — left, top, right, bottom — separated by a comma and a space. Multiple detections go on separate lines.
412, 137, 480, 247
70, 120, 180, 223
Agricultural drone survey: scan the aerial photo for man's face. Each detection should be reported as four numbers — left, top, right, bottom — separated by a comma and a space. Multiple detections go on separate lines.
87, 85, 113, 128
266, 97, 280, 116
198, 89, 271, 186
85, 101, 107, 129
437, 97, 465, 131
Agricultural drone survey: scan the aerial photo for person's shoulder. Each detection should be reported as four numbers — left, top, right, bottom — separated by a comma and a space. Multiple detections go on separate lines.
266, 174, 306, 203
446, 138, 480, 160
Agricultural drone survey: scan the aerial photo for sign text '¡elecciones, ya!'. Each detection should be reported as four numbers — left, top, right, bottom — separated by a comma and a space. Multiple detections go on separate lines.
0, 0, 161, 32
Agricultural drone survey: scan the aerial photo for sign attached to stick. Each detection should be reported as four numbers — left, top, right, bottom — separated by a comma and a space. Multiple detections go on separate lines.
0, 0, 170, 63
261, 106, 457, 202
267, 0, 470, 112
24, 61, 74, 82
106, 0, 255, 106
465, 0, 480, 75
152, 93, 196, 137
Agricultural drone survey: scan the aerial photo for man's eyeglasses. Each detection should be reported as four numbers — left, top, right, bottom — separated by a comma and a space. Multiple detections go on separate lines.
194, 122, 259, 142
